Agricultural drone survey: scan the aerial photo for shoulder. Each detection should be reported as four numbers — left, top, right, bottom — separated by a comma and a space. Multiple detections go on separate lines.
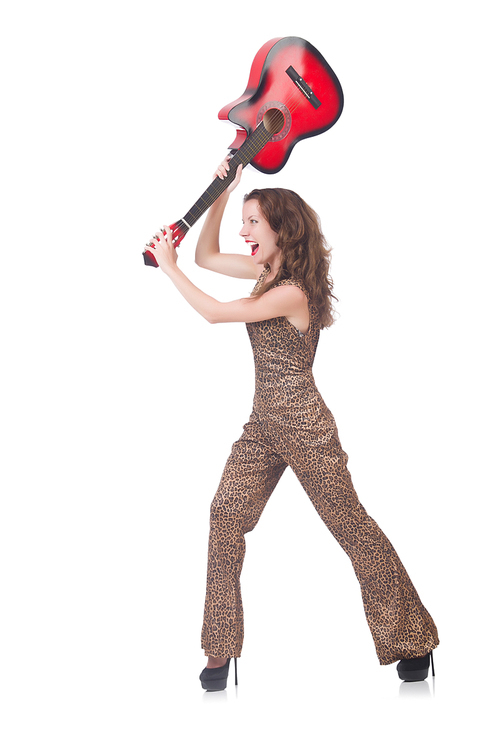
272, 277, 309, 299
262, 282, 309, 317
264, 284, 307, 303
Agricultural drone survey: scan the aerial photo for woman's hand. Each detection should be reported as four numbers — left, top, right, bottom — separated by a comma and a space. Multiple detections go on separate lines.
145, 226, 178, 274
214, 156, 243, 195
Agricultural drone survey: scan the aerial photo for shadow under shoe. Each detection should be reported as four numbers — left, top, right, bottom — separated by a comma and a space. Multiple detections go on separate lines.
199, 658, 238, 691
397, 651, 435, 682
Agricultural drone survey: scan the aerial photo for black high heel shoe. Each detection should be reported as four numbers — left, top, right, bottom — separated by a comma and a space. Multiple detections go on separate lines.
199, 658, 238, 691
397, 651, 435, 682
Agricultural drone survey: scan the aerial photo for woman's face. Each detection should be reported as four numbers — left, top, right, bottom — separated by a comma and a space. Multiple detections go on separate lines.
240, 199, 281, 269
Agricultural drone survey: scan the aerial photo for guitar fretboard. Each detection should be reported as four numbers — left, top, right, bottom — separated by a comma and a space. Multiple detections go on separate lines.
180, 122, 273, 232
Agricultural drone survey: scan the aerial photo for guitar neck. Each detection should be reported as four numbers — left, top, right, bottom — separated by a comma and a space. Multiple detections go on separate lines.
177, 122, 272, 234
144, 119, 277, 264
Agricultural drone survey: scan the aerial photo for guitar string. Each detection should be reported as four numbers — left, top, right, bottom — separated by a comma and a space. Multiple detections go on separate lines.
184, 126, 274, 217
184, 123, 277, 220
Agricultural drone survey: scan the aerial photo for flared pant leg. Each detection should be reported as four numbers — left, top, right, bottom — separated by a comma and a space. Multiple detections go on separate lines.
201, 418, 287, 658
283, 424, 439, 665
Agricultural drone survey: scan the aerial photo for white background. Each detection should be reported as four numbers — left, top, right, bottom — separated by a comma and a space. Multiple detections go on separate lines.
1, 1, 498, 752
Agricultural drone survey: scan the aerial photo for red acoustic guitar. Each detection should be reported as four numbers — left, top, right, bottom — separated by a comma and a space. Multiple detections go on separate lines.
144, 36, 343, 267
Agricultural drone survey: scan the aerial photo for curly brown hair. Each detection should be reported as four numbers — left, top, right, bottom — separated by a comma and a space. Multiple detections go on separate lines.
244, 188, 338, 329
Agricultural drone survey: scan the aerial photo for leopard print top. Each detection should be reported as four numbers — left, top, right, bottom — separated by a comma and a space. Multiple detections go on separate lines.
247, 266, 336, 438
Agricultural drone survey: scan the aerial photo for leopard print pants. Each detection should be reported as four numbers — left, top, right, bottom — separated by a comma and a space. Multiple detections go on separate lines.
201, 410, 439, 665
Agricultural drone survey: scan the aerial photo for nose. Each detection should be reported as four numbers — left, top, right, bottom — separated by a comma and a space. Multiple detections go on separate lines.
239, 225, 247, 238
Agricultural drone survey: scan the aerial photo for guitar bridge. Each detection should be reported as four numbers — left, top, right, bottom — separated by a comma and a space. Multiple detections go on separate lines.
286, 65, 321, 109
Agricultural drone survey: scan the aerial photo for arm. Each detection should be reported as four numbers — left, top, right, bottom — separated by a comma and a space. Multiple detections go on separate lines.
194, 159, 260, 280
146, 228, 308, 328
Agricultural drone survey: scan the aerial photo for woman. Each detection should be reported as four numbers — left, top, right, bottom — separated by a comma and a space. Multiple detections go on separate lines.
146, 159, 439, 691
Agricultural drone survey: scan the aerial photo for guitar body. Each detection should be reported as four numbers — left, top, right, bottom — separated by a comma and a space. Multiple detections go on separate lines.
219, 37, 344, 174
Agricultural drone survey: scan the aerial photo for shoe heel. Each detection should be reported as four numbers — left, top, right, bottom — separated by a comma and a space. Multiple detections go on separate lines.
234, 657, 238, 686
430, 650, 435, 677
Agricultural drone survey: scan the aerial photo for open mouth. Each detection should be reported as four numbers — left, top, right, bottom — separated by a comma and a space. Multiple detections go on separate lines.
245, 239, 260, 256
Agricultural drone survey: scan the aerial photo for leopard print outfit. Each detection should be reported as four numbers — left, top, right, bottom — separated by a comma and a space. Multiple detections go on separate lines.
201, 267, 439, 665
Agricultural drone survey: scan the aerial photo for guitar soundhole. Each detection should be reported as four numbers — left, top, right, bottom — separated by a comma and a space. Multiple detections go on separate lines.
263, 107, 285, 134
259, 104, 291, 141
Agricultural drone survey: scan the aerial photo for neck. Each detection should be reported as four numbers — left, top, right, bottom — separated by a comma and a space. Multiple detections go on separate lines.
264, 263, 275, 280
